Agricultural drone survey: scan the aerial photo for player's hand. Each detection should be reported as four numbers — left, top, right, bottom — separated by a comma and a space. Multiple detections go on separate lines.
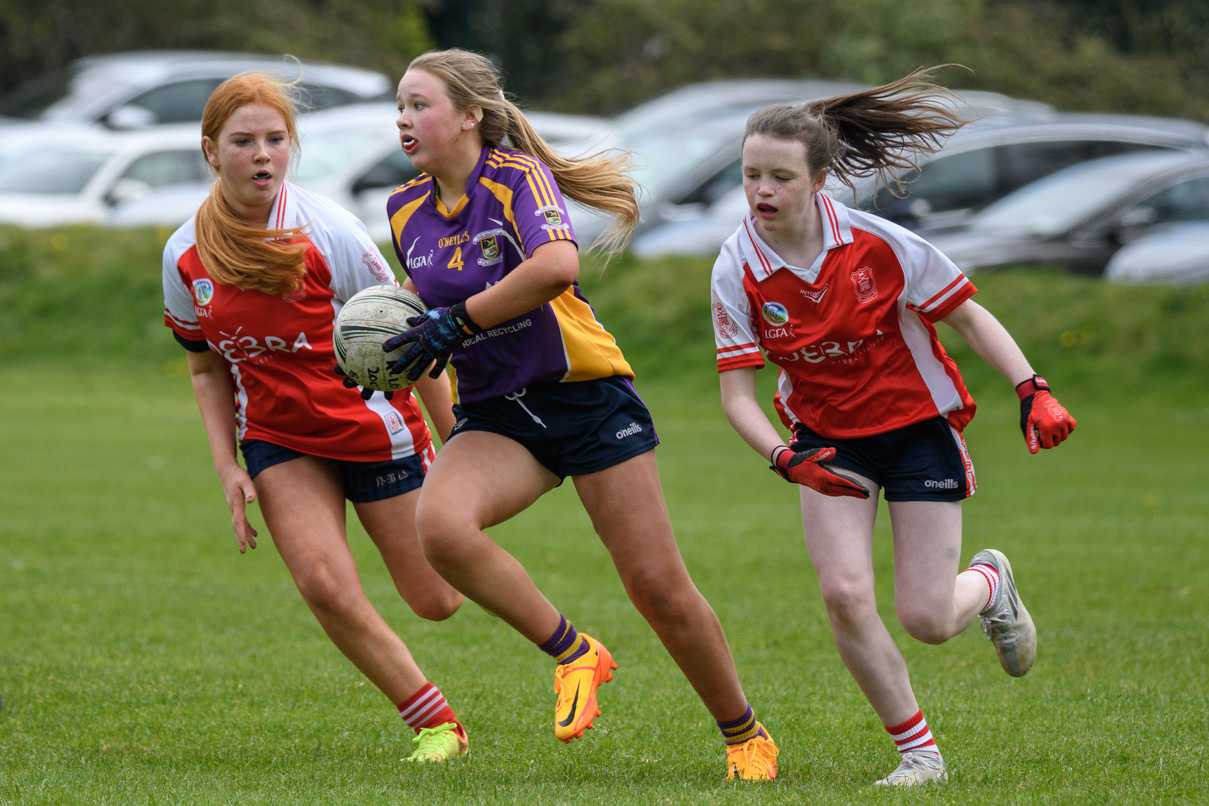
333, 364, 393, 400
385, 301, 480, 382
1015, 374, 1076, 454
218, 465, 259, 554
770, 446, 870, 499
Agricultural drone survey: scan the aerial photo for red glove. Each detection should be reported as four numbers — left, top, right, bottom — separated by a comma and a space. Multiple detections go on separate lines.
1016, 374, 1076, 454
771, 446, 870, 499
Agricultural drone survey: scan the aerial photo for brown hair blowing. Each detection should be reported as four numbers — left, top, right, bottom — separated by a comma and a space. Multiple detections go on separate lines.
408, 48, 640, 258
195, 71, 309, 295
744, 65, 972, 198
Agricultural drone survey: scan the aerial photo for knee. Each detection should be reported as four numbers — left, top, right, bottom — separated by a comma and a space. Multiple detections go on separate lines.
414, 500, 473, 570
819, 578, 877, 631
405, 587, 464, 622
293, 561, 359, 618
624, 567, 694, 630
897, 605, 954, 645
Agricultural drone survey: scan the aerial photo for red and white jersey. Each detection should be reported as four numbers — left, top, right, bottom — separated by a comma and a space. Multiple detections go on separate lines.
163, 181, 432, 461
711, 193, 977, 439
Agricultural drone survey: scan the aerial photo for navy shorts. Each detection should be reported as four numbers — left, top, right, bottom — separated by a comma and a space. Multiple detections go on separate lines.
448, 376, 660, 479
790, 417, 976, 502
239, 440, 430, 503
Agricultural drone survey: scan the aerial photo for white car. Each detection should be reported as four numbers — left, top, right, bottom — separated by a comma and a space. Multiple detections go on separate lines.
0, 125, 212, 228
0, 50, 393, 172
0, 50, 392, 128
295, 102, 609, 243
1104, 223, 1209, 285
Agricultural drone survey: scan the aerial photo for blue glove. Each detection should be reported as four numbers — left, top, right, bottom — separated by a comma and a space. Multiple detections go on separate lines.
384, 301, 481, 382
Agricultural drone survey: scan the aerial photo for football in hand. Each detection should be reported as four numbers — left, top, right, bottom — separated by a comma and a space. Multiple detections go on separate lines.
332, 285, 427, 391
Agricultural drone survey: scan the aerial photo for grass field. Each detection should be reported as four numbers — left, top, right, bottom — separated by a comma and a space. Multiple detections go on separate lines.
1, 227, 1207, 803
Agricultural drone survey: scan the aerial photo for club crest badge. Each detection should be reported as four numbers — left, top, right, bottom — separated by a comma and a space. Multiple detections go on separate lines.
537, 205, 570, 232
851, 267, 878, 303
713, 302, 739, 338
480, 235, 499, 261
473, 228, 507, 266
361, 251, 392, 283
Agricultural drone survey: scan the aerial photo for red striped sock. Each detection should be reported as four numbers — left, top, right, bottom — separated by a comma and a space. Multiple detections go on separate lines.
967, 562, 1000, 613
397, 682, 459, 733
885, 709, 940, 757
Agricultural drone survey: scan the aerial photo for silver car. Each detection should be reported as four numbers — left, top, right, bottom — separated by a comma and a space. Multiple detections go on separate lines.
632, 111, 1209, 259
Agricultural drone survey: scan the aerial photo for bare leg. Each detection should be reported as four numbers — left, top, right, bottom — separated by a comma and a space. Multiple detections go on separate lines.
255, 455, 427, 704
412, 430, 564, 643
889, 500, 987, 644
355, 491, 464, 622
799, 475, 921, 727
573, 451, 749, 722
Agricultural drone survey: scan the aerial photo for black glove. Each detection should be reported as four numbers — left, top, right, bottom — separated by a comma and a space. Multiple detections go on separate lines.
333, 364, 393, 400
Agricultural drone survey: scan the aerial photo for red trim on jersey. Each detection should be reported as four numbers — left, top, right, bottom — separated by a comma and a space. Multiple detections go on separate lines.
919, 275, 977, 321
819, 194, 842, 244
742, 217, 773, 276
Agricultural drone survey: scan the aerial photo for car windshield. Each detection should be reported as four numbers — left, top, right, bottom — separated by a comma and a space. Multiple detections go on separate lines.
0, 147, 110, 193
296, 127, 388, 184
626, 124, 740, 202
969, 157, 1163, 236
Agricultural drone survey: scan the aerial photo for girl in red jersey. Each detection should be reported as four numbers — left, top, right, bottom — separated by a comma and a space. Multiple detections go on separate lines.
710, 68, 1076, 787
162, 72, 469, 763
378, 48, 779, 781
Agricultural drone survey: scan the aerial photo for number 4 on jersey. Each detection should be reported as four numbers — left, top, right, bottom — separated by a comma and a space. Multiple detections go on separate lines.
447, 247, 464, 271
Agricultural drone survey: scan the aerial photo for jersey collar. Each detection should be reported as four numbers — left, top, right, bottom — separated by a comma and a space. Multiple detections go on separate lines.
432, 145, 492, 218
740, 191, 854, 281
267, 180, 296, 230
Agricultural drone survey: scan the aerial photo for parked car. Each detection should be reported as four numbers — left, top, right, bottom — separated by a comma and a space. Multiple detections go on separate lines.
295, 102, 610, 243
925, 150, 1209, 275
848, 112, 1209, 233
579, 83, 1062, 250
1102, 222, 1209, 285
573, 82, 871, 247
0, 125, 212, 228
631, 111, 1209, 259
0, 50, 392, 128
0, 50, 393, 171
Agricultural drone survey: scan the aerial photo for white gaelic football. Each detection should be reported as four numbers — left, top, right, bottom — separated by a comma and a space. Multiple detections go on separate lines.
333, 285, 428, 391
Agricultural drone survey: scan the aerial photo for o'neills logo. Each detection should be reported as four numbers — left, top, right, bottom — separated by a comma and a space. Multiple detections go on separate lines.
924, 479, 959, 489
438, 232, 470, 248
616, 422, 643, 439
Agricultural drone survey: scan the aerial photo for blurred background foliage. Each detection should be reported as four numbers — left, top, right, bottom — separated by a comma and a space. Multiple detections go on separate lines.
1, 0, 1207, 119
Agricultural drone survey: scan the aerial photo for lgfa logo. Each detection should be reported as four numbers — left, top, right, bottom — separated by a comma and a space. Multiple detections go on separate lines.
193, 279, 214, 306
761, 301, 789, 326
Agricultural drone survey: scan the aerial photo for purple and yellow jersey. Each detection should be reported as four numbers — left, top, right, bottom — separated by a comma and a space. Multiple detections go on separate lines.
387, 145, 632, 404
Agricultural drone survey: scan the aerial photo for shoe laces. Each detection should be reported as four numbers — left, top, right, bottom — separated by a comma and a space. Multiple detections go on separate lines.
881, 751, 944, 783
981, 607, 1017, 643
554, 645, 596, 694
729, 733, 779, 771
408, 722, 459, 761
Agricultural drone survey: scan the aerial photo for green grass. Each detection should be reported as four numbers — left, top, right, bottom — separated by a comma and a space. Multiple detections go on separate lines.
1, 226, 1207, 803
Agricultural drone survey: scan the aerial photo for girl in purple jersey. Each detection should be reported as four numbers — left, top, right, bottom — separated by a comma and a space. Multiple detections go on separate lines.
381, 48, 779, 781
167, 72, 469, 763
711, 69, 1076, 786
